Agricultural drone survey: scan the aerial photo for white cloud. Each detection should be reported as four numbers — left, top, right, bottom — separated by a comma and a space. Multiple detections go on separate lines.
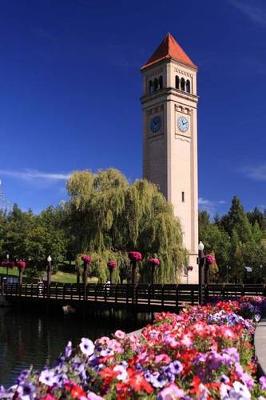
199, 197, 226, 216
0, 169, 71, 182
242, 165, 266, 181
229, 0, 266, 26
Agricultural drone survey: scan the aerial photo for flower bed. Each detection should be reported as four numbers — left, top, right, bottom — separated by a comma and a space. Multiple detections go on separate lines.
1, 297, 266, 399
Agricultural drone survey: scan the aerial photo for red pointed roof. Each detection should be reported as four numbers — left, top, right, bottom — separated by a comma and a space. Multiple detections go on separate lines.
141, 33, 196, 70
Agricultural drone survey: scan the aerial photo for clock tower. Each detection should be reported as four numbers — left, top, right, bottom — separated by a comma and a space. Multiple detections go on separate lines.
141, 33, 199, 283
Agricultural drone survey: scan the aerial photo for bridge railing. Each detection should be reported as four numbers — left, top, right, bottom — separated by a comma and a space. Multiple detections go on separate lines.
1, 282, 265, 308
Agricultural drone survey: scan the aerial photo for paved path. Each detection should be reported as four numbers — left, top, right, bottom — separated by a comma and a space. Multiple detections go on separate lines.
255, 318, 266, 375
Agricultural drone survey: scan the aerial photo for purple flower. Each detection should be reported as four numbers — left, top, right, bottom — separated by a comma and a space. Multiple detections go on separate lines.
16, 370, 30, 385
223, 347, 240, 364
17, 382, 36, 400
229, 381, 251, 399
64, 341, 72, 358
259, 376, 266, 390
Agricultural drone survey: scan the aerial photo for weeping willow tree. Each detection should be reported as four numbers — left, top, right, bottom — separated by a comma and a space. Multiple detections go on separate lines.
66, 169, 186, 283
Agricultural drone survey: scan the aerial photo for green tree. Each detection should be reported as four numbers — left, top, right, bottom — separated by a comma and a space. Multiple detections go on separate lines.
221, 196, 253, 243
66, 169, 186, 283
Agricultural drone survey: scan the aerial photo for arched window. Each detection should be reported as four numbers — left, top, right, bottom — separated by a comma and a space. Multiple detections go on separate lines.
149, 80, 153, 94
158, 75, 163, 89
175, 75, 180, 89
181, 77, 185, 91
186, 80, 191, 93
154, 78, 158, 91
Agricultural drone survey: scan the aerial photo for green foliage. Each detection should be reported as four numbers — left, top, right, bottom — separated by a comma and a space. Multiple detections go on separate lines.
65, 169, 186, 283
199, 197, 266, 283
0, 204, 68, 278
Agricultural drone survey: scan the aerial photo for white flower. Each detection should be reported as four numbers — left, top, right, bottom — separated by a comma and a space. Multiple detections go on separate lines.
229, 381, 251, 400
39, 369, 58, 387
113, 365, 128, 382
79, 338, 95, 357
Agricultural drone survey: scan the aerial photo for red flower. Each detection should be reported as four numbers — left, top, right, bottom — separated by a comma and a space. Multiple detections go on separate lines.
16, 260, 26, 270
99, 367, 119, 385
65, 381, 86, 399
40, 395, 57, 400
81, 255, 91, 264
128, 251, 142, 262
147, 257, 160, 266
190, 375, 202, 395
127, 368, 153, 394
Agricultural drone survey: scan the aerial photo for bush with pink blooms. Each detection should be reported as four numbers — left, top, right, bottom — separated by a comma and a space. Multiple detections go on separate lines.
1, 297, 266, 399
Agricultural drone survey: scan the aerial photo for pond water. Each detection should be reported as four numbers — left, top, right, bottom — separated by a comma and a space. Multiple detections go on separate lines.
0, 307, 148, 388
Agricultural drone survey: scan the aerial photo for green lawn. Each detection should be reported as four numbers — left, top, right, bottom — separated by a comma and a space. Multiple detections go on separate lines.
0, 267, 98, 284
0, 266, 18, 276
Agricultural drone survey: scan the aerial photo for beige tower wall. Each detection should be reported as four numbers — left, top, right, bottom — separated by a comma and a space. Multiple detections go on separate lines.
141, 59, 199, 284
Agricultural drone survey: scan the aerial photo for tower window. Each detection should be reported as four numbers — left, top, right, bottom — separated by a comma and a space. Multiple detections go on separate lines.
158, 75, 163, 89
182, 192, 185, 202
175, 75, 180, 89
186, 80, 191, 93
154, 78, 158, 91
149, 80, 153, 94
181, 78, 185, 91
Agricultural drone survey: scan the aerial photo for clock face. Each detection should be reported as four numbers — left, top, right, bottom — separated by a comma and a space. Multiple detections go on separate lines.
150, 115, 161, 134
177, 116, 189, 133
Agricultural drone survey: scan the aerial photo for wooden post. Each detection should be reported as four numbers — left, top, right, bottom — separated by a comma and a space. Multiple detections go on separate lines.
76, 267, 80, 285
83, 262, 88, 301
131, 261, 136, 286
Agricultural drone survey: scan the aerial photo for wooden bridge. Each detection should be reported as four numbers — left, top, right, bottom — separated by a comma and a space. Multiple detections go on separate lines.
1, 282, 265, 312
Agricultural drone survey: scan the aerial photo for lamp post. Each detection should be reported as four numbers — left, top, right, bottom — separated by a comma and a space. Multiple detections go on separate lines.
6, 254, 9, 278
47, 255, 52, 287
259, 265, 263, 282
198, 241, 205, 305
81, 255, 91, 300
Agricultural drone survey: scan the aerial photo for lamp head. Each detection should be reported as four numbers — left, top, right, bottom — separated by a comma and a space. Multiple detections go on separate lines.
47, 255, 52, 263
198, 241, 204, 251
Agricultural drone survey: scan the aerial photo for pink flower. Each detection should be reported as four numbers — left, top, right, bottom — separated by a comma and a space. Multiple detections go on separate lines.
128, 251, 142, 262
155, 354, 171, 364
158, 383, 185, 399
147, 257, 160, 266
96, 336, 110, 346
107, 260, 117, 270
114, 330, 126, 340
87, 392, 104, 400
16, 260, 26, 270
206, 254, 215, 264
108, 339, 124, 354
81, 255, 91, 264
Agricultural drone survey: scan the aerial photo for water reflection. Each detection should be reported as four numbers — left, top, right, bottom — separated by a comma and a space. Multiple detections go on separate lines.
0, 307, 149, 387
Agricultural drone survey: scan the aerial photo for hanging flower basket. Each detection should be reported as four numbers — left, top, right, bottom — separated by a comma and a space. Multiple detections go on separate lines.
128, 251, 142, 262
16, 260, 27, 270
81, 255, 92, 265
147, 257, 160, 266
1, 260, 15, 268
107, 260, 117, 271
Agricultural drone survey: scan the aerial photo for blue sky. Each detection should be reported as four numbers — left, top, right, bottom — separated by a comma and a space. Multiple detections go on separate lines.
0, 0, 265, 216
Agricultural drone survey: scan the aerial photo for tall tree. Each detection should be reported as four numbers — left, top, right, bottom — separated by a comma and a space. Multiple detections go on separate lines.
66, 169, 186, 283
221, 196, 253, 243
